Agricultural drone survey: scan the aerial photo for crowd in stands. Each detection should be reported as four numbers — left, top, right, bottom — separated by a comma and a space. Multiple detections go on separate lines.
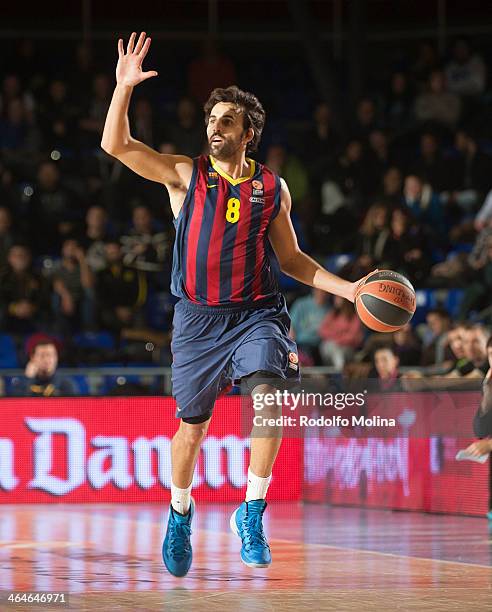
2, 35, 492, 394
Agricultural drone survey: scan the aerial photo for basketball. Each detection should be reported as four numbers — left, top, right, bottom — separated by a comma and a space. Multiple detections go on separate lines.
355, 270, 416, 332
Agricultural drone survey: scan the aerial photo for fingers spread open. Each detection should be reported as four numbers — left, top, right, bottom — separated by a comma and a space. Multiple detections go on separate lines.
126, 32, 136, 54
118, 38, 124, 57
134, 31, 146, 54
139, 37, 152, 60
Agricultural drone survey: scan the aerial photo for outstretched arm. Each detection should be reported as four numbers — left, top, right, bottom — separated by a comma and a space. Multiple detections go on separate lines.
268, 179, 364, 302
101, 32, 193, 209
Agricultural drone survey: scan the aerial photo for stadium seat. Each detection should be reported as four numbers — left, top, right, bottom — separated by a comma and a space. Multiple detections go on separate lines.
0, 334, 19, 368
74, 331, 115, 350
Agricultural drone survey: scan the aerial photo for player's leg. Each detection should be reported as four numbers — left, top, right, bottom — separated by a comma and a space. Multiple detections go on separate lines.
162, 413, 212, 577
230, 372, 286, 568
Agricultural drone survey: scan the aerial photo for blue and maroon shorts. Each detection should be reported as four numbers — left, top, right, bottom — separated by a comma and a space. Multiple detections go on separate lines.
171, 293, 300, 419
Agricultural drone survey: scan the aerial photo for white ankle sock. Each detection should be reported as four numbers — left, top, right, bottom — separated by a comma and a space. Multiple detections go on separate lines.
245, 467, 272, 502
171, 482, 192, 515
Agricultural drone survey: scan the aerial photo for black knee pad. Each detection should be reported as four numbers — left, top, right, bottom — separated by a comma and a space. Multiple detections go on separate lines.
241, 370, 287, 395
181, 411, 212, 424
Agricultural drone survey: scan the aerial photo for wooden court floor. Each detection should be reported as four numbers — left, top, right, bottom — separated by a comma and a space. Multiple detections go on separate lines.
0, 503, 491, 611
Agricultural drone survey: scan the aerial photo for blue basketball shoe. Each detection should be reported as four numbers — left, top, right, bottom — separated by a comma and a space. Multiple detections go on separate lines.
162, 498, 194, 577
230, 500, 271, 567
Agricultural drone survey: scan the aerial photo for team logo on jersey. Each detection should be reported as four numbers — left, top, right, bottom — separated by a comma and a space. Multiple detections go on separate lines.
288, 352, 299, 364
249, 196, 265, 204
208, 171, 219, 179
252, 180, 263, 190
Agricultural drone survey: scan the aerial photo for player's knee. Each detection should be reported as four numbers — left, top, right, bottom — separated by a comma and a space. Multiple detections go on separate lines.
178, 419, 210, 446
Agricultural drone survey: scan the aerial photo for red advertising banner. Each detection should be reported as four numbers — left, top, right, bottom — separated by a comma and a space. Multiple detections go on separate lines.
303, 435, 489, 516
0, 397, 302, 503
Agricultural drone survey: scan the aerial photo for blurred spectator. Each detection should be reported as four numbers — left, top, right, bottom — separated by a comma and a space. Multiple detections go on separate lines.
0, 97, 41, 162
381, 166, 403, 205
0, 74, 35, 117
350, 97, 380, 142
373, 345, 402, 391
120, 205, 170, 282
96, 240, 148, 333
457, 235, 492, 318
411, 132, 449, 193
368, 129, 393, 176
392, 323, 422, 366
38, 78, 79, 151
0, 207, 18, 269
452, 323, 489, 377
445, 38, 487, 97
384, 72, 414, 133
0, 244, 50, 334
164, 96, 204, 158
414, 70, 462, 128
79, 73, 111, 148
265, 144, 309, 208
401, 174, 445, 237
319, 296, 363, 369
80, 205, 114, 273
29, 161, 77, 255
343, 202, 389, 279
188, 37, 237, 104
412, 40, 440, 89
450, 129, 492, 198
381, 207, 430, 284
11, 334, 77, 397
289, 288, 330, 365
131, 97, 161, 149
420, 307, 453, 366
304, 102, 341, 179
52, 238, 94, 334
469, 336, 492, 445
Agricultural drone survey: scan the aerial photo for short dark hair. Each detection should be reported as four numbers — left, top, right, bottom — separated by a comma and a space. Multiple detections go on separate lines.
203, 85, 265, 153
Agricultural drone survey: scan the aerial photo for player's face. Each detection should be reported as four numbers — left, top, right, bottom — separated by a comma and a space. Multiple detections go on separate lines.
207, 102, 251, 160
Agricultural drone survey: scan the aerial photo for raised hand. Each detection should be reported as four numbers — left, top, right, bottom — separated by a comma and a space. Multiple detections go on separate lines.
116, 32, 158, 87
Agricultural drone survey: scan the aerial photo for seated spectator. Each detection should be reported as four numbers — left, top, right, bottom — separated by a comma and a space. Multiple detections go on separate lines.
381, 207, 430, 284
452, 324, 489, 377
373, 345, 402, 391
445, 37, 486, 98
0, 207, 17, 269
392, 323, 422, 366
0, 97, 41, 164
414, 70, 462, 128
468, 336, 492, 449
52, 238, 94, 334
380, 166, 403, 206
265, 144, 309, 209
96, 239, 148, 333
289, 288, 330, 365
458, 236, 492, 318
29, 161, 79, 255
401, 174, 445, 239
319, 296, 363, 370
80, 205, 114, 273
342, 202, 390, 279
0, 244, 50, 334
10, 333, 78, 397
163, 96, 204, 158
131, 97, 161, 149
188, 37, 237, 104
410, 132, 449, 193
38, 78, 78, 152
78, 73, 111, 148
350, 97, 381, 143
384, 72, 414, 134
303, 102, 341, 180
420, 307, 453, 367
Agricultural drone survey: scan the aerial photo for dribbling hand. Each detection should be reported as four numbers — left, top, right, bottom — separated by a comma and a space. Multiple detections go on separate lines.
116, 32, 158, 87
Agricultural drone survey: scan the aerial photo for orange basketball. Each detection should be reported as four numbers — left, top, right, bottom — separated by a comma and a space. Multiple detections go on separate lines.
355, 270, 416, 332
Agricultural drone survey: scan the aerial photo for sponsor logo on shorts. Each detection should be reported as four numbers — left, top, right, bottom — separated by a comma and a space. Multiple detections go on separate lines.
252, 180, 263, 190
249, 196, 265, 204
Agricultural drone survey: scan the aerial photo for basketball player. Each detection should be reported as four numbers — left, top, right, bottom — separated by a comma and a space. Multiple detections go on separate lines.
102, 32, 367, 576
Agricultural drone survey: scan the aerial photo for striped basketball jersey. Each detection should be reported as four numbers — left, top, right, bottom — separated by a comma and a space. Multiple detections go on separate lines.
171, 154, 282, 305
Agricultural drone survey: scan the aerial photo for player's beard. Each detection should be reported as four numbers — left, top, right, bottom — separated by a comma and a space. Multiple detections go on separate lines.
209, 134, 243, 160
